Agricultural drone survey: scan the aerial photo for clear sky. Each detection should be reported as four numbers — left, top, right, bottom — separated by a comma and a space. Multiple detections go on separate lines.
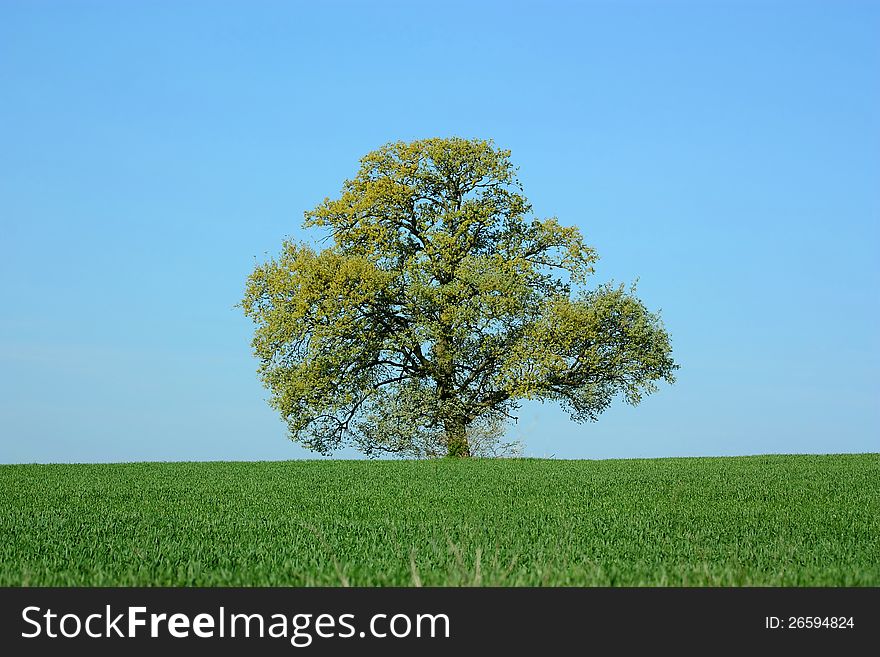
1, 0, 878, 463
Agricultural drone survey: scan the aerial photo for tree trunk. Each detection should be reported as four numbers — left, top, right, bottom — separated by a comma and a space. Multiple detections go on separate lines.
435, 306, 469, 457
445, 418, 471, 457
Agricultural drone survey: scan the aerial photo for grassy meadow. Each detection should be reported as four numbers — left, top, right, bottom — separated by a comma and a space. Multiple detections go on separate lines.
0, 454, 877, 586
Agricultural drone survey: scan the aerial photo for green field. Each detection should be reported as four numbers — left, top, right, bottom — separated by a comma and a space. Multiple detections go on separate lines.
1, 454, 877, 586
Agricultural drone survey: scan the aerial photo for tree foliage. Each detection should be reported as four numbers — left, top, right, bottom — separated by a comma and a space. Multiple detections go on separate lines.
241, 138, 677, 457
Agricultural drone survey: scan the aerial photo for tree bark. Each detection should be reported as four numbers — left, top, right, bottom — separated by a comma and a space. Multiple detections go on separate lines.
444, 417, 470, 457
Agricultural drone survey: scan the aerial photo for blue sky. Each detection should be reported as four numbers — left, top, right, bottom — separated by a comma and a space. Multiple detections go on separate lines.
1, 0, 877, 463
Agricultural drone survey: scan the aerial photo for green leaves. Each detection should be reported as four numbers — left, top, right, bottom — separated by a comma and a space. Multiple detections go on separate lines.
502, 284, 677, 420
242, 137, 678, 456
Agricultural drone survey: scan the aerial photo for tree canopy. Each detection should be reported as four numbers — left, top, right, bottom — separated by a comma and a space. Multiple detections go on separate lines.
241, 137, 677, 457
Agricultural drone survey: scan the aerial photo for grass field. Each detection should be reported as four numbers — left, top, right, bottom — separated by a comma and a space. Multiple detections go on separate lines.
0, 454, 877, 586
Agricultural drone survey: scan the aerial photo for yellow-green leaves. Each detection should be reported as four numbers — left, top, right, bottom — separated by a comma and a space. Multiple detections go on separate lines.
500, 285, 676, 418
241, 137, 678, 456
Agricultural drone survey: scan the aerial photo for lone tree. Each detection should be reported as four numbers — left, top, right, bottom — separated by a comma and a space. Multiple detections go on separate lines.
242, 138, 677, 457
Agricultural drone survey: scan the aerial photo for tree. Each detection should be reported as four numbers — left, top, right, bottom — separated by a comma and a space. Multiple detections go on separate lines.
241, 137, 677, 457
